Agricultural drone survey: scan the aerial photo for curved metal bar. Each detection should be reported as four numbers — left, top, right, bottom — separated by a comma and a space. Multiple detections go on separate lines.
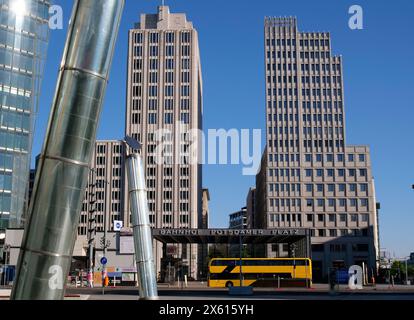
125, 153, 159, 300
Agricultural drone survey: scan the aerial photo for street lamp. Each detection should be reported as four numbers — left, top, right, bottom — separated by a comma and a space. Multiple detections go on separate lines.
402, 256, 411, 285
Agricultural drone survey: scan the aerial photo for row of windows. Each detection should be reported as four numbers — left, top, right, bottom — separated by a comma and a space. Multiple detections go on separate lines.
305, 153, 365, 163
266, 63, 340, 74
268, 197, 369, 208
95, 167, 122, 177
267, 100, 343, 111
160, 213, 190, 224
133, 32, 191, 44
146, 167, 190, 177
267, 50, 333, 61
268, 182, 368, 193
303, 168, 367, 178
267, 141, 345, 152
147, 85, 191, 97
131, 98, 190, 111
303, 139, 344, 149
265, 38, 330, 47
132, 58, 191, 71
133, 71, 191, 84
146, 113, 190, 125
301, 127, 344, 137
134, 44, 191, 57
267, 113, 343, 124
303, 183, 368, 193
267, 75, 341, 87
310, 228, 368, 238
96, 144, 123, 155
304, 213, 369, 223
304, 198, 369, 208
0, 130, 29, 151
267, 168, 367, 179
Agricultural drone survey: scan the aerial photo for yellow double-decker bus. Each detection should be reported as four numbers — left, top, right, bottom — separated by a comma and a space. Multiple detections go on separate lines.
208, 258, 312, 288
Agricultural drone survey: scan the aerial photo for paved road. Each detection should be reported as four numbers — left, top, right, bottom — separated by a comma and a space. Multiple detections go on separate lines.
2, 284, 414, 300
64, 284, 414, 300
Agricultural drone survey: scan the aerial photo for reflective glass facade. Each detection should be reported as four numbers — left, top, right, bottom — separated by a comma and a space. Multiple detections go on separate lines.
0, 0, 50, 229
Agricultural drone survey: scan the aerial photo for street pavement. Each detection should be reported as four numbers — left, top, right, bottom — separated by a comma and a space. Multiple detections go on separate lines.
78, 284, 414, 300
1, 283, 414, 300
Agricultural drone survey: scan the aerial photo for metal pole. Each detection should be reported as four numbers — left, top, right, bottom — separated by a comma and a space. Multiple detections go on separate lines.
11, 0, 124, 300
87, 170, 97, 288
406, 258, 409, 285
102, 201, 108, 292
125, 153, 158, 300
239, 234, 243, 287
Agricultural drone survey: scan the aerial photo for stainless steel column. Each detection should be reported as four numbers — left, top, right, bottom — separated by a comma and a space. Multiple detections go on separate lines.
125, 154, 158, 300
11, 0, 124, 300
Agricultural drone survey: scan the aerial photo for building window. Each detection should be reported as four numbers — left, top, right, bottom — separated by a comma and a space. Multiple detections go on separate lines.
329, 229, 337, 237
149, 33, 159, 43
350, 199, 357, 207
148, 113, 157, 124
180, 113, 189, 124
360, 184, 368, 192
359, 169, 367, 177
164, 113, 173, 124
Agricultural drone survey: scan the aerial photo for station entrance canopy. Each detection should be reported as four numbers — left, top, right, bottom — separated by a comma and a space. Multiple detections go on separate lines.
152, 228, 311, 257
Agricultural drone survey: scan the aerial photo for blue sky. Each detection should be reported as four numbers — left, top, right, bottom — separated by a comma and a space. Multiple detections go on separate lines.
33, 0, 414, 257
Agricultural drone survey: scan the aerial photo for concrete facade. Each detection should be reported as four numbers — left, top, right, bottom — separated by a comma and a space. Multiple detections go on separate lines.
229, 207, 247, 229
255, 17, 379, 281
124, 6, 203, 279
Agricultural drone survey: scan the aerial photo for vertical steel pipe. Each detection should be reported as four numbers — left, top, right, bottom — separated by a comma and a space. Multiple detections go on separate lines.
125, 154, 158, 300
11, 0, 124, 300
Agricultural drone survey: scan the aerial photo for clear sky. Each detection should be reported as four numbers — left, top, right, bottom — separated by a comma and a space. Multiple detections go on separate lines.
32, 0, 414, 257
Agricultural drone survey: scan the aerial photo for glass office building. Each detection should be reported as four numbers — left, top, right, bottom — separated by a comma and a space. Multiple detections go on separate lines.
0, 0, 50, 229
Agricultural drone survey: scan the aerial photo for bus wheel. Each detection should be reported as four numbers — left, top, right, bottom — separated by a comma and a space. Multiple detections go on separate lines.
225, 281, 234, 288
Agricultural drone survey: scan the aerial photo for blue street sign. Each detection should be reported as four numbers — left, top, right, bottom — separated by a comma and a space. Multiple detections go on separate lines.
100, 257, 108, 265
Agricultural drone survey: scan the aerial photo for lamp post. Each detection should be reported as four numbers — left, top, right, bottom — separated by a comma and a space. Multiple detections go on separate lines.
405, 258, 409, 285
87, 169, 97, 288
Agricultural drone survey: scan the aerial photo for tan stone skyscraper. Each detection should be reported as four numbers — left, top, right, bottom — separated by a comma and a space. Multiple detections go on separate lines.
256, 17, 379, 281
125, 6, 203, 279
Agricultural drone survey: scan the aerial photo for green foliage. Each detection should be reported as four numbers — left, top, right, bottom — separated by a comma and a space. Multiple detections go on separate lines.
390, 260, 414, 277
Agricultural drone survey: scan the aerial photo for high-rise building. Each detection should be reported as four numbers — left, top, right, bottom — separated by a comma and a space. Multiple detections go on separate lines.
246, 187, 256, 229
229, 207, 247, 229
125, 6, 203, 279
77, 140, 126, 236
256, 17, 379, 281
0, 0, 50, 230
